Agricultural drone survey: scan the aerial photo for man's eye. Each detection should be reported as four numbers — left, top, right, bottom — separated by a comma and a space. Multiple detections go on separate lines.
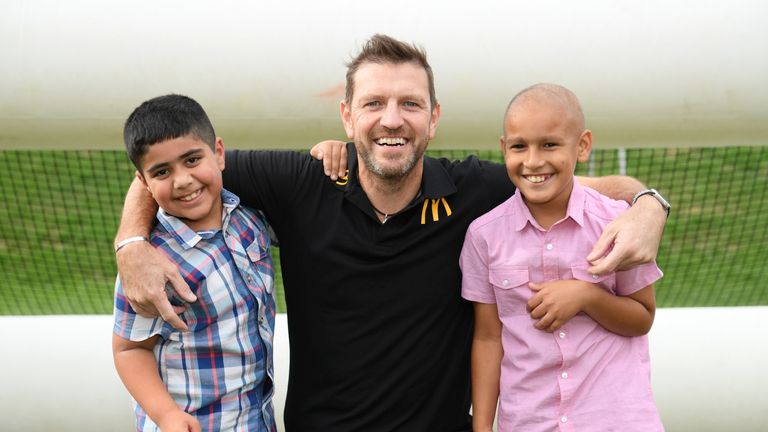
403, 101, 419, 108
363, 101, 381, 108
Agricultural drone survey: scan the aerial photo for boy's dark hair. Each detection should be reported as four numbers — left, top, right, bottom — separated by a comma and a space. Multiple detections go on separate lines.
123, 94, 216, 170
345, 34, 436, 109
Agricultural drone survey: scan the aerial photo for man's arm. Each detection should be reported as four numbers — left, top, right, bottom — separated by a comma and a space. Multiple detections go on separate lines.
577, 175, 667, 275
115, 178, 196, 331
471, 302, 503, 432
112, 334, 201, 431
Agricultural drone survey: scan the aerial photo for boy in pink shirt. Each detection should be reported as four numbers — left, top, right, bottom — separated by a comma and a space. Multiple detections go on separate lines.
460, 83, 664, 432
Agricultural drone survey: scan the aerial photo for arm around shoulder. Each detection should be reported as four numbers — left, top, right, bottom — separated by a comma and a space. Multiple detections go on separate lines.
577, 175, 669, 274
115, 177, 195, 331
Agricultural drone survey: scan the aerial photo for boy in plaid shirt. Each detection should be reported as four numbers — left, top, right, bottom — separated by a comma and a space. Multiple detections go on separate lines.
112, 94, 276, 432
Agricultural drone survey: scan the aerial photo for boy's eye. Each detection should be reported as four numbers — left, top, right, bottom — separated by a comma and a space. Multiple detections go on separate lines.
543, 142, 559, 148
508, 142, 525, 150
152, 168, 169, 178
186, 156, 201, 165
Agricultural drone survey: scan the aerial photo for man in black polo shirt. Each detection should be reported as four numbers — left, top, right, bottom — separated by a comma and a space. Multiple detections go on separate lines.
115, 34, 668, 431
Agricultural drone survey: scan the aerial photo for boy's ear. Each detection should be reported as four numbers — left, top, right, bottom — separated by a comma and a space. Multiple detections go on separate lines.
135, 170, 150, 192
577, 129, 593, 163
214, 137, 225, 170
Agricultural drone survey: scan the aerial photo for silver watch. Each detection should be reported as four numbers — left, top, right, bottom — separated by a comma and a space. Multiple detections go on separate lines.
632, 188, 671, 217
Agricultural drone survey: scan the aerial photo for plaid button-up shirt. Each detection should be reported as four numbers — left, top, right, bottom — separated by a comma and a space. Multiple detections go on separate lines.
114, 189, 276, 432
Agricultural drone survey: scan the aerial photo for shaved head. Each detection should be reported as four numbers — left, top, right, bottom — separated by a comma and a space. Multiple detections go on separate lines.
503, 83, 585, 136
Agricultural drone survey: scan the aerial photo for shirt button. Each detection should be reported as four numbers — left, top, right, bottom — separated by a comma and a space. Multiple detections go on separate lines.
247, 276, 254, 283
559, 331, 566, 339
561, 416, 568, 423
546, 243, 553, 250
561, 372, 568, 379
502, 279, 509, 286
592, 274, 599, 280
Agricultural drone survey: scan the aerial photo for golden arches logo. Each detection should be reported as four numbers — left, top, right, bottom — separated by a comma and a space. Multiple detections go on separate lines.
335, 170, 350, 186
420, 197, 452, 224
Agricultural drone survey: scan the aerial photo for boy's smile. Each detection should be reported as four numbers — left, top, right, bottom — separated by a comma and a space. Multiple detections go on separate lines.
138, 134, 225, 231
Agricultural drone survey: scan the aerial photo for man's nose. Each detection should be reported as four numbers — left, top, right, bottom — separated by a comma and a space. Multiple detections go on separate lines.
380, 102, 404, 130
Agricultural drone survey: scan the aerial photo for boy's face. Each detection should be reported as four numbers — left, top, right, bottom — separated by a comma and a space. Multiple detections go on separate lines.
500, 99, 592, 214
137, 134, 225, 231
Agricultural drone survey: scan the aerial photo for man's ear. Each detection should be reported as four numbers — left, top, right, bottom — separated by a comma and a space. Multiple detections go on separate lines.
428, 102, 441, 140
577, 129, 593, 163
340, 100, 354, 139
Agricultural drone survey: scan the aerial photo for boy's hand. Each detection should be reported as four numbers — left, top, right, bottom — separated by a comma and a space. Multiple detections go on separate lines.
157, 409, 201, 432
116, 241, 195, 331
309, 140, 348, 180
527, 280, 596, 332
587, 195, 666, 274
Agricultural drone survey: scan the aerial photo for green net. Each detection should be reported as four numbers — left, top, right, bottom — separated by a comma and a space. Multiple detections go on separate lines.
1, 147, 766, 314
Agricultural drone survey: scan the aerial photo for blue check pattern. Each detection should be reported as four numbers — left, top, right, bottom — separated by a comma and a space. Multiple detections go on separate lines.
114, 189, 276, 432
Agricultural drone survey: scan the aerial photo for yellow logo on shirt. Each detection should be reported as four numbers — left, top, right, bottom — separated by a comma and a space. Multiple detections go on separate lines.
335, 170, 350, 186
420, 197, 452, 224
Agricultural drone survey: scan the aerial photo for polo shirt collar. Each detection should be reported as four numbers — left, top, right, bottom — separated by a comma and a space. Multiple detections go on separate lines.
156, 189, 238, 249
510, 179, 586, 231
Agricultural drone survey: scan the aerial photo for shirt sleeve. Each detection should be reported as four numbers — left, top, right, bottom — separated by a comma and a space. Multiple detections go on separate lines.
459, 226, 497, 304
477, 158, 517, 208
113, 276, 172, 342
222, 149, 318, 222
615, 261, 664, 296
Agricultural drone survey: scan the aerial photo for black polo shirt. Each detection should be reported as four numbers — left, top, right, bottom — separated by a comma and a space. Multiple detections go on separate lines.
224, 143, 515, 431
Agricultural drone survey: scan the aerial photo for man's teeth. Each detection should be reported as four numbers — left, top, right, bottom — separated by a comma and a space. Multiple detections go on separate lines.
179, 189, 201, 201
526, 175, 549, 183
376, 137, 406, 146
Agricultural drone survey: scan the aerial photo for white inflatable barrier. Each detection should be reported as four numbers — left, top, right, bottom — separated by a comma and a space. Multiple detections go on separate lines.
1, 308, 767, 431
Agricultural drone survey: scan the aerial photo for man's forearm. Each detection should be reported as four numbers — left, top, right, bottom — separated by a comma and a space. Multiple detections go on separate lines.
115, 177, 158, 246
577, 175, 645, 203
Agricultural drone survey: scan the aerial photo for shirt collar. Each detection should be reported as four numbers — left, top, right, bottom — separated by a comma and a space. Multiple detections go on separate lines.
156, 188, 239, 250
510, 179, 586, 231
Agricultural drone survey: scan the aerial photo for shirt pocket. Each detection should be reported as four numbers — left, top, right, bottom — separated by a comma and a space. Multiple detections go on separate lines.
489, 266, 530, 316
570, 265, 617, 295
246, 235, 274, 295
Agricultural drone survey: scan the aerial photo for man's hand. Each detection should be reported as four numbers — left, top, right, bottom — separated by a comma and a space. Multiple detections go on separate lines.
527, 280, 596, 332
587, 194, 667, 275
116, 241, 196, 331
309, 140, 348, 180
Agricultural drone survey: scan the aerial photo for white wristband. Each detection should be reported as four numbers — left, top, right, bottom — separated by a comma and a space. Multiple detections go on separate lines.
115, 236, 149, 253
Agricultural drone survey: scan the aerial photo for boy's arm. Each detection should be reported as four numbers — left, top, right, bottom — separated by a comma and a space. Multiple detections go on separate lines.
527, 280, 656, 337
112, 334, 201, 432
114, 178, 196, 331
471, 302, 503, 432
577, 175, 667, 275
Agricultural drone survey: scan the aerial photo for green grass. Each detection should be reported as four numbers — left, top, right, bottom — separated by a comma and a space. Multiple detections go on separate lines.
1, 147, 766, 314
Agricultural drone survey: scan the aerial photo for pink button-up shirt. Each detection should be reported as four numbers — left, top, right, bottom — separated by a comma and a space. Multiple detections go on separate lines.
461, 181, 664, 432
